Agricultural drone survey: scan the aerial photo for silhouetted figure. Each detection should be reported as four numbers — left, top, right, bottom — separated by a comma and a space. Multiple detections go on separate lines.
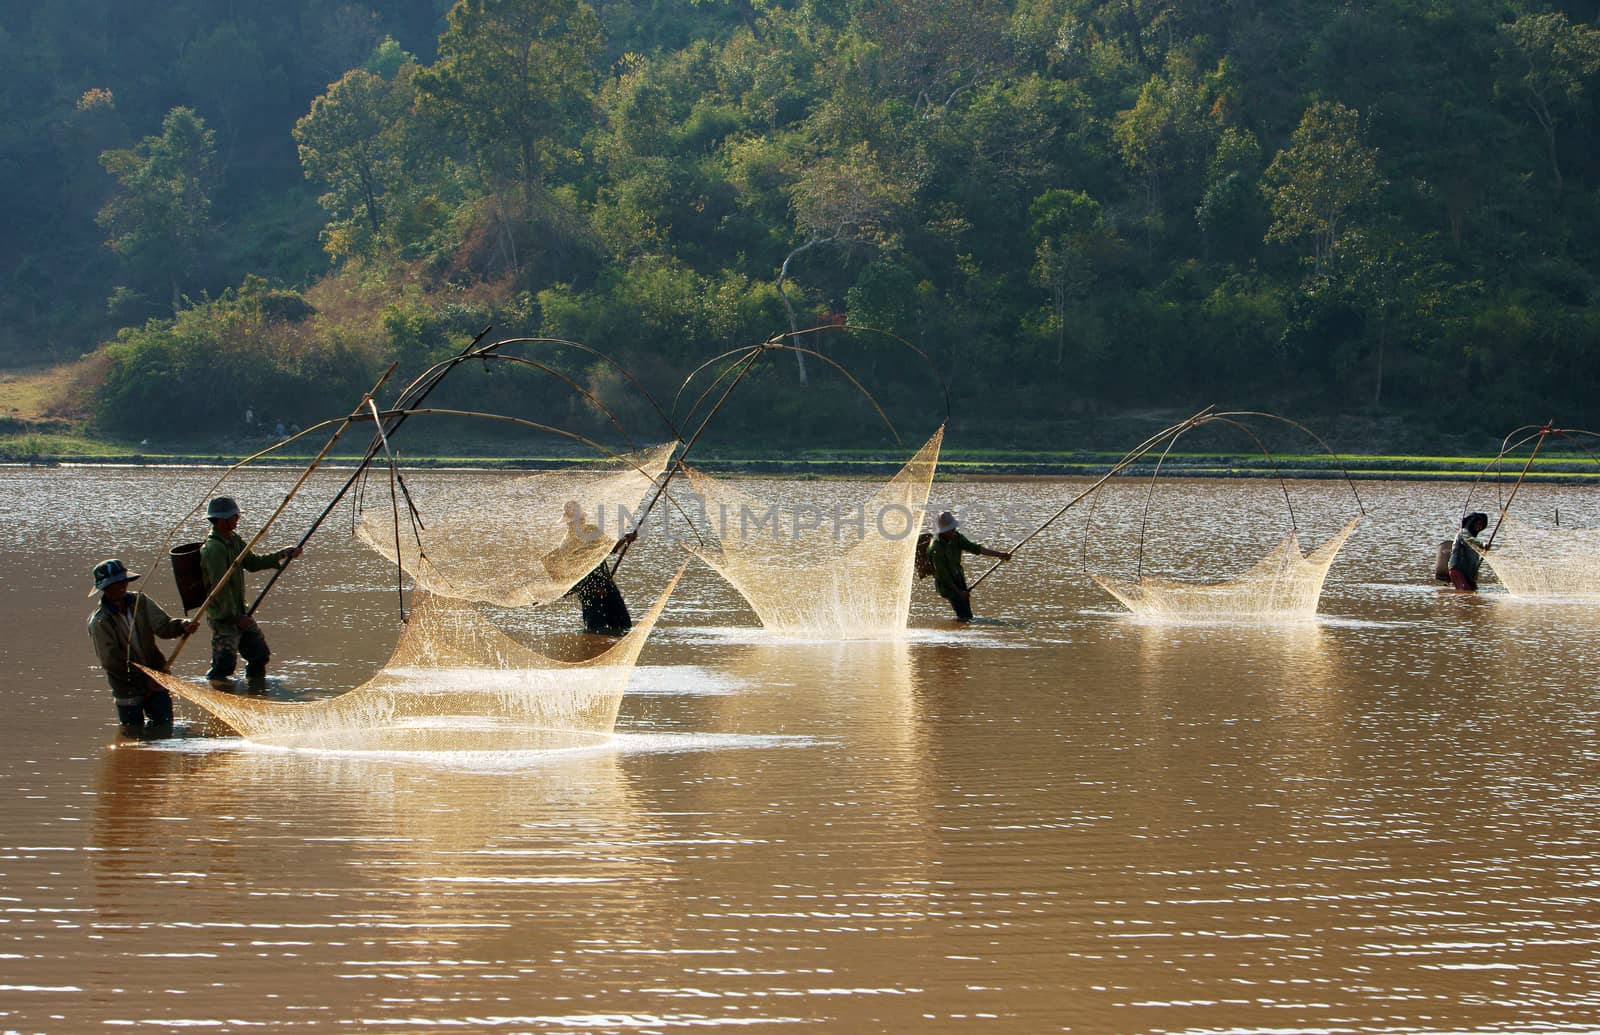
926, 510, 1010, 621
552, 501, 636, 636
1448, 512, 1490, 591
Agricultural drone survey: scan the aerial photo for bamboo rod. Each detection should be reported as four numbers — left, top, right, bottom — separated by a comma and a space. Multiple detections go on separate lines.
364, 406, 710, 548
1486, 420, 1552, 550
1130, 415, 1289, 580
966, 405, 1216, 591
484, 337, 682, 442
164, 364, 397, 667
606, 343, 771, 580
366, 397, 408, 620
246, 327, 497, 617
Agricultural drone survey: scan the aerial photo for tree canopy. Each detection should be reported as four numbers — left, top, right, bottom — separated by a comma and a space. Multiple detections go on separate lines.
4, 0, 1598, 447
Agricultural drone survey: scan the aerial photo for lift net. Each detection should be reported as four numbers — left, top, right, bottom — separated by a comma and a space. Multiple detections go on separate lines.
354, 442, 676, 608
141, 567, 684, 750
1091, 516, 1361, 622
682, 426, 943, 636
1479, 516, 1600, 597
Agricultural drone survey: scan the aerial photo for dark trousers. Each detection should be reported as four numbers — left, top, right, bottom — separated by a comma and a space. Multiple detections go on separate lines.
581, 582, 633, 635
117, 689, 173, 738
939, 587, 974, 621
207, 619, 271, 680
1448, 568, 1477, 592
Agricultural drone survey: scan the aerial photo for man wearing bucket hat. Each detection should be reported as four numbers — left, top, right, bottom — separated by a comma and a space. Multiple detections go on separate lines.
926, 510, 1010, 622
86, 558, 199, 738
199, 496, 302, 690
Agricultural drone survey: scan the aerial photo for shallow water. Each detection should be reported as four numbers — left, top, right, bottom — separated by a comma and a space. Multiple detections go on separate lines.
3, 466, 1598, 1033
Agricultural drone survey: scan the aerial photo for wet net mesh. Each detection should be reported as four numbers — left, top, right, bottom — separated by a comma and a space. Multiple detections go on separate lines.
1479, 516, 1600, 597
682, 426, 944, 636
1091, 515, 1361, 622
141, 567, 683, 749
354, 442, 676, 607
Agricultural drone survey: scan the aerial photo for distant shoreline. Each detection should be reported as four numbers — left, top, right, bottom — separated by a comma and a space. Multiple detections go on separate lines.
5, 451, 1598, 483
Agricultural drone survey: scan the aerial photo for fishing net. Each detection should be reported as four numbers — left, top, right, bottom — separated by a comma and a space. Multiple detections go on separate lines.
682, 426, 944, 636
354, 442, 676, 607
141, 567, 684, 750
1091, 516, 1361, 622
1478, 516, 1600, 597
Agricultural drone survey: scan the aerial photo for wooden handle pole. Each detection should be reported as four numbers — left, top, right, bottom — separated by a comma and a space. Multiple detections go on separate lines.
1486, 419, 1552, 550
165, 362, 398, 667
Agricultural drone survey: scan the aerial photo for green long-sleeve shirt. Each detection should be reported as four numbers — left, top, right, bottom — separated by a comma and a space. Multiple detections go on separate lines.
928, 531, 983, 598
200, 530, 285, 623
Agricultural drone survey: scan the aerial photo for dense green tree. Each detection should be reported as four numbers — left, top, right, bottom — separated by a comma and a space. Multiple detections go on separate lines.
1495, 9, 1600, 195
1113, 52, 1220, 248
7, 0, 1600, 446
295, 65, 417, 260
415, 0, 605, 277
96, 107, 217, 314
1261, 101, 1382, 273
1028, 188, 1103, 366
776, 142, 917, 381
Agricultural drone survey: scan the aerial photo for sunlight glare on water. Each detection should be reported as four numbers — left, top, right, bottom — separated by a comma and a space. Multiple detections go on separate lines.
1, 466, 1597, 1032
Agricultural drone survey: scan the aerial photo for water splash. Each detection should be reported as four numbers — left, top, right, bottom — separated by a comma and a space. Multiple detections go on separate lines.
1480, 517, 1600, 598
355, 442, 675, 607
142, 568, 684, 748
1091, 515, 1360, 622
683, 427, 943, 637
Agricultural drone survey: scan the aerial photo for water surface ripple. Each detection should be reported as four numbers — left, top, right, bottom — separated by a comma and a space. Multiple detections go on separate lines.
1, 469, 1596, 1032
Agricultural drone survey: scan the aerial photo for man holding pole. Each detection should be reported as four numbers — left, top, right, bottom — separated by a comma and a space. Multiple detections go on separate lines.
1447, 512, 1490, 592
200, 496, 302, 690
87, 559, 199, 738
927, 510, 1010, 622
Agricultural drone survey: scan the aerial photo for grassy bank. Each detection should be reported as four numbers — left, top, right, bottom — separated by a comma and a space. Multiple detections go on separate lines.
6, 434, 1598, 483
5, 361, 1595, 479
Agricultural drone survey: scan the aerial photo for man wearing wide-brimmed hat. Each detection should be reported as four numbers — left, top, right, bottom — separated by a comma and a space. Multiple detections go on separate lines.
86, 558, 198, 738
926, 510, 1010, 622
199, 496, 301, 690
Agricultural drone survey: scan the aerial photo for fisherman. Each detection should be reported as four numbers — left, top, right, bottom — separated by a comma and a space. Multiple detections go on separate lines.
1447, 511, 1491, 592
86, 558, 198, 738
548, 501, 637, 636
200, 496, 302, 689
926, 510, 1011, 621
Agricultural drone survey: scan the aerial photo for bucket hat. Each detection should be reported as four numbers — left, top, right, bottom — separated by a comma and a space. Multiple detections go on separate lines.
935, 511, 959, 533
207, 496, 240, 521
90, 558, 140, 597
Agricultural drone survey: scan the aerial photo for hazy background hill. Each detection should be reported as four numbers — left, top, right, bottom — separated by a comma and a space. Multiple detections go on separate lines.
3, 0, 1597, 455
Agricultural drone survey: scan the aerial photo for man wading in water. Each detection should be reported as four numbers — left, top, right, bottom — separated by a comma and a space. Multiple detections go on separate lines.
200, 496, 302, 690
1447, 512, 1491, 592
545, 501, 637, 636
86, 558, 198, 738
925, 510, 1011, 622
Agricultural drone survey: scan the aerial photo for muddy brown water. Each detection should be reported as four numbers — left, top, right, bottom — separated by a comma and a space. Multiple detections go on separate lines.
2, 465, 1597, 1033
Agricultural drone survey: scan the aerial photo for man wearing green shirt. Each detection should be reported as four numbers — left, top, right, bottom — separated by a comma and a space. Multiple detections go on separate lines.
200, 496, 301, 689
926, 510, 1010, 622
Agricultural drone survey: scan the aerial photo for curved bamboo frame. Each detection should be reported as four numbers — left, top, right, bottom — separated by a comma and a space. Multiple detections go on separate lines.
1097, 410, 1367, 583
1461, 422, 1600, 548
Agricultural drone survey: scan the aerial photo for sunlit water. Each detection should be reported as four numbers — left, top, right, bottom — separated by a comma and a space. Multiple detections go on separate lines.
2, 466, 1597, 1033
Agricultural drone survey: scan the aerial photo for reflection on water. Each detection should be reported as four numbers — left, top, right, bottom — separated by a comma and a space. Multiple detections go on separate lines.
3, 468, 1599, 1031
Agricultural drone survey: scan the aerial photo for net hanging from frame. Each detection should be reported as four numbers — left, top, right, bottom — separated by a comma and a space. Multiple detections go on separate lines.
1091, 516, 1361, 622
354, 442, 676, 608
142, 567, 683, 749
683, 426, 944, 636
1478, 516, 1600, 598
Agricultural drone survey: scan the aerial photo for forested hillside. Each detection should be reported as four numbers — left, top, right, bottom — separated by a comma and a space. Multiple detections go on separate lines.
4, 0, 1599, 449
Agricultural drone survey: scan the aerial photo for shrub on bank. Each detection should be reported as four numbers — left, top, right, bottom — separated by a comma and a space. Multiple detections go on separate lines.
95, 278, 381, 438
